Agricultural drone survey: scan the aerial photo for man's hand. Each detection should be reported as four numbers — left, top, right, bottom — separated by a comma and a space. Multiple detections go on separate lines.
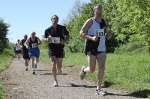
91, 36, 98, 42
48, 35, 52, 42
60, 40, 64, 45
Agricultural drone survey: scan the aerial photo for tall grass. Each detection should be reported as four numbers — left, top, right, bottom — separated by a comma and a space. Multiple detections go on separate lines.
0, 47, 13, 99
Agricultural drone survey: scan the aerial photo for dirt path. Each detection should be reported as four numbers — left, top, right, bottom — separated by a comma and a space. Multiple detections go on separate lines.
1, 58, 147, 99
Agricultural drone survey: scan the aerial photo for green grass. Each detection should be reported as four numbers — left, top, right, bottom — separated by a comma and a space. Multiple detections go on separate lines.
0, 48, 13, 99
40, 49, 150, 92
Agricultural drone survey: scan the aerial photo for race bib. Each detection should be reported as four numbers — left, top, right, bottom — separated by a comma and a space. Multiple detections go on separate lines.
16, 47, 21, 51
96, 29, 105, 37
49, 37, 60, 44
32, 43, 38, 48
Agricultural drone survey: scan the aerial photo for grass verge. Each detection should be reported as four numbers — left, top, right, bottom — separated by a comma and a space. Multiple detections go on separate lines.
0, 48, 13, 99
41, 49, 150, 92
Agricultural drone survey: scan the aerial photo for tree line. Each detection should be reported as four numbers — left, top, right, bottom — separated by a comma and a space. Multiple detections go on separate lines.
0, 19, 9, 53
64, 0, 150, 53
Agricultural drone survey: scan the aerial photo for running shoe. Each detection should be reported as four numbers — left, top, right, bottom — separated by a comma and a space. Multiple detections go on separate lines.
25, 68, 28, 71
96, 89, 106, 96
35, 64, 37, 68
80, 67, 86, 80
57, 70, 62, 75
53, 81, 58, 87
33, 71, 36, 75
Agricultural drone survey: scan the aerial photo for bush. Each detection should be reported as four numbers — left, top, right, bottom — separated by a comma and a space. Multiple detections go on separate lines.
66, 38, 84, 53
39, 40, 48, 49
115, 41, 149, 54
0, 19, 9, 53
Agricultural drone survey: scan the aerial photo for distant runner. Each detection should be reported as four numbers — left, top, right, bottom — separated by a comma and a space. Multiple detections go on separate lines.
26, 32, 41, 75
21, 35, 30, 71
79, 4, 112, 96
44, 15, 69, 87
15, 39, 22, 59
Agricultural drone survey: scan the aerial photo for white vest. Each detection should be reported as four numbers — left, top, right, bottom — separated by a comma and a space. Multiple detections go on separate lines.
87, 18, 106, 52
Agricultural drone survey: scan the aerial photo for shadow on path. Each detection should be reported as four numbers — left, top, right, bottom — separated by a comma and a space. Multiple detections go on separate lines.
40, 72, 68, 75
106, 89, 150, 98
68, 83, 150, 98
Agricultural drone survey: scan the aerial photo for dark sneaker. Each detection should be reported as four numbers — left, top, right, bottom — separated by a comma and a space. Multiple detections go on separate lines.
35, 64, 37, 68
80, 67, 86, 80
33, 71, 36, 75
25, 68, 28, 71
96, 89, 106, 96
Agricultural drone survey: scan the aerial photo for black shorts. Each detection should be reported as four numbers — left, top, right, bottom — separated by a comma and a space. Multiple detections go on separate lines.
15, 50, 21, 54
22, 48, 30, 59
48, 48, 64, 58
84, 39, 100, 56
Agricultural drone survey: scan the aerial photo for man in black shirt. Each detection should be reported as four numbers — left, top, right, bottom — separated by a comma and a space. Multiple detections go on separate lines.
21, 35, 30, 71
44, 15, 69, 87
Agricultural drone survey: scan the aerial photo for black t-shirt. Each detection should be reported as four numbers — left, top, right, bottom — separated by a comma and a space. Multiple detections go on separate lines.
44, 24, 69, 49
21, 39, 27, 49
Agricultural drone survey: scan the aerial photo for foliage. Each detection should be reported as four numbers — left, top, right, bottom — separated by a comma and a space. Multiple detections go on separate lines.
0, 19, 9, 53
64, 0, 150, 53
115, 41, 150, 54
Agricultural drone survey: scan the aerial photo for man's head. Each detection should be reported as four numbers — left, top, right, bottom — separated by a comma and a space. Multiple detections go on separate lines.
24, 35, 28, 39
17, 39, 20, 43
93, 4, 103, 17
51, 15, 59, 25
31, 32, 36, 38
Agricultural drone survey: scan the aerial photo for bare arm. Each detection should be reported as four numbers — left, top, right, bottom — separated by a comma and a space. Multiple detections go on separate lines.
80, 19, 92, 40
25, 39, 30, 48
80, 19, 97, 41
37, 38, 42, 45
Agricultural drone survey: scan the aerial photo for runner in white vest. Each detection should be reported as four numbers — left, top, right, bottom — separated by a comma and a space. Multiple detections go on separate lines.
79, 4, 112, 96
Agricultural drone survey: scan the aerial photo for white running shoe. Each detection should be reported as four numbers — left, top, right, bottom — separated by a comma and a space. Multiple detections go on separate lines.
80, 67, 86, 80
53, 81, 58, 87
96, 89, 106, 96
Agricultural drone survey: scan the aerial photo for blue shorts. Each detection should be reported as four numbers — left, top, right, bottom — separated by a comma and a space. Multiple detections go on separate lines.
29, 48, 40, 58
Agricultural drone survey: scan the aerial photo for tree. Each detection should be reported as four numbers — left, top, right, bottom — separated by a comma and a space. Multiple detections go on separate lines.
64, 0, 150, 53
0, 18, 9, 53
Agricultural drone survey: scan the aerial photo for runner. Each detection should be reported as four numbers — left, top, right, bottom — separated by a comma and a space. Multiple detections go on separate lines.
79, 4, 112, 96
21, 35, 30, 71
44, 15, 69, 87
15, 39, 22, 59
26, 32, 41, 75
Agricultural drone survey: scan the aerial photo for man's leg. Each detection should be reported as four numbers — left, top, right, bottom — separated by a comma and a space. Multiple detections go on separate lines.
18, 53, 21, 60
31, 57, 36, 74
80, 55, 96, 80
96, 53, 106, 93
25, 59, 29, 71
57, 58, 63, 74
51, 56, 58, 87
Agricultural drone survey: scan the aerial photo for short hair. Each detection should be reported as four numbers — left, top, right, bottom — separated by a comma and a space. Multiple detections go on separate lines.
24, 34, 28, 38
93, 4, 102, 12
31, 32, 36, 35
51, 15, 59, 20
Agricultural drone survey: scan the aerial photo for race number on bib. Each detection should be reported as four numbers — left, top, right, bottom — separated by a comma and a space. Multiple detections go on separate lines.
50, 37, 60, 44
32, 43, 38, 48
96, 29, 105, 37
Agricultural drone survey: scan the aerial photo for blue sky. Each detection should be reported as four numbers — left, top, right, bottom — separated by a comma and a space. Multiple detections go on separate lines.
0, 0, 90, 43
